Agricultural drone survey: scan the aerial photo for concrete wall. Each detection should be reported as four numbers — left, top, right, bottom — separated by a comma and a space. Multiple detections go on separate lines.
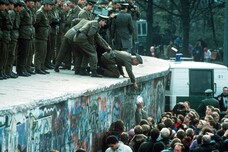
0, 76, 168, 152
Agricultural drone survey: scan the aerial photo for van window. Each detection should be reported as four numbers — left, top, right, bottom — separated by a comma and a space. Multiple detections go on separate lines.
189, 69, 214, 95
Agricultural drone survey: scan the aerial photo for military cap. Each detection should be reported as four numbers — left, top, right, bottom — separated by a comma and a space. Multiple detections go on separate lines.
132, 53, 143, 64
8, 0, 16, 4
120, 2, 129, 9
96, 0, 109, 5
0, 0, 9, 4
69, 0, 77, 3
17, 0, 26, 6
42, 0, 54, 5
24, 0, 35, 2
205, 89, 213, 94
86, 0, 96, 5
98, 14, 109, 20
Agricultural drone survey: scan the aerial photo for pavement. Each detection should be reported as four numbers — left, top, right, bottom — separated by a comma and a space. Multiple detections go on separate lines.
0, 56, 170, 115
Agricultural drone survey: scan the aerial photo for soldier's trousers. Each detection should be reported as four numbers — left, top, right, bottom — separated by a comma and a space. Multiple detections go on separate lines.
76, 41, 98, 70
100, 55, 120, 78
34, 39, 47, 70
17, 38, 31, 73
25, 38, 35, 71
0, 40, 9, 73
46, 33, 57, 66
5, 40, 17, 74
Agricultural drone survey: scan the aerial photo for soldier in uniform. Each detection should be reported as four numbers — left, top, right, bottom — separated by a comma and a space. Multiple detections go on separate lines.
0, 0, 12, 79
34, 0, 54, 74
78, 0, 95, 20
60, 0, 81, 70
5, 0, 25, 78
127, 0, 140, 54
55, 0, 66, 63
100, 50, 143, 89
45, 3, 60, 70
25, 0, 36, 75
197, 89, 219, 118
54, 18, 88, 74
17, 0, 35, 76
74, 15, 112, 77
111, 3, 133, 52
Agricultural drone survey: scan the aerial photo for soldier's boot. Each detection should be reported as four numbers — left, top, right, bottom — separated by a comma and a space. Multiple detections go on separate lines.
79, 68, 90, 76
74, 68, 80, 75
54, 66, 60, 72
91, 69, 102, 78
0, 70, 4, 80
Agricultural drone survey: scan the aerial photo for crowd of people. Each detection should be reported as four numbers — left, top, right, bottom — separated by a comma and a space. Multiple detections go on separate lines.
98, 87, 228, 152
0, 0, 143, 88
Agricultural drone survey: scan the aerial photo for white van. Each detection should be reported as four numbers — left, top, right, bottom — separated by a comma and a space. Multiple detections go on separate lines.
165, 61, 228, 111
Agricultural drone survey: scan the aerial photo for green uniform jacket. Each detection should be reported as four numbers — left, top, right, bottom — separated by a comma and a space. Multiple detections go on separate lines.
9, 10, 20, 42
78, 8, 94, 20
65, 18, 88, 40
76, 20, 109, 49
102, 50, 136, 83
34, 6, 50, 40
0, 10, 12, 42
111, 11, 133, 50
19, 7, 34, 40
65, 6, 81, 30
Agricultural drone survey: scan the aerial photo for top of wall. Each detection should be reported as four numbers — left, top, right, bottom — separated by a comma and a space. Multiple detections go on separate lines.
0, 56, 170, 115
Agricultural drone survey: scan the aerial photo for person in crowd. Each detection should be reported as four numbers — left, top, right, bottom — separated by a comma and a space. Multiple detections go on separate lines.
197, 89, 219, 118
100, 50, 143, 89
105, 135, 133, 152
162, 138, 182, 152
203, 47, 211, 63
191, 134, 219, 152
120, 132, 130, 145
192, 40, 203, 62
102, 119, 125, 152
129, 125, 147, 152
135, 96, 148, 125
152, 127, 171, 152
217, 86, 228, 114
138, 128, 160, 152
111, 3, 133, 52
174, 142, 185, 152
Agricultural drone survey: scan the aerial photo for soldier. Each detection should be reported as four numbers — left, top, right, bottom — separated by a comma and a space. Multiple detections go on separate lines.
55, 0, 66, 63
197, 89, 219, 118
60, 0, 81, 70
78, 0, 95, 20
5, 0, 25, 79
54, 18, 88, 74
17, 0, 35, 77
73, 15, 111, 77
111, 3, 133, 52
45, 3, 60, 70
25, 0, 36, 75
100, 50, 143, 89
0, 0, 12, 79
127, 0, 140, 54
34, 0, 54, 74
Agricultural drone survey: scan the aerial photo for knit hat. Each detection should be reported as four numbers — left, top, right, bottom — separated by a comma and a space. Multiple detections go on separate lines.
136, 95, 143, 105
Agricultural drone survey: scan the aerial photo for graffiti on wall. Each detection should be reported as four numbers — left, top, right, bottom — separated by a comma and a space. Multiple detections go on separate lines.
0, 77, 165, 152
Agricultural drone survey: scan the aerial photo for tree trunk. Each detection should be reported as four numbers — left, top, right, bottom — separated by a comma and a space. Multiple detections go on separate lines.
180, 0, 191, 57
224, 0, 228, 66
146, 0, 153, 56
208, 0, 218, 47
